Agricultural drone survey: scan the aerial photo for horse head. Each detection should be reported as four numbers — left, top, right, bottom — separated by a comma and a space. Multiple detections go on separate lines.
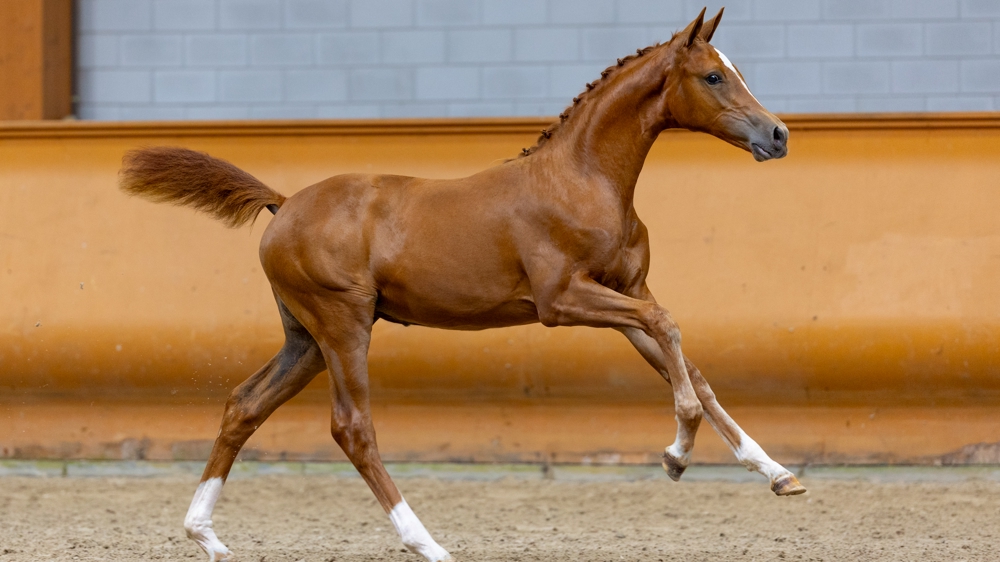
662, 8, 789, 162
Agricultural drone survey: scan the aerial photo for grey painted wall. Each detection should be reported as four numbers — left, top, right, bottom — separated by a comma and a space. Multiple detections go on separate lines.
76, 0, 1000, 120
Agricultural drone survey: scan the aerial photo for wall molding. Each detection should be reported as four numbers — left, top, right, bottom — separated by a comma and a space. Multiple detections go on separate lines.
3, 113, 1000, 139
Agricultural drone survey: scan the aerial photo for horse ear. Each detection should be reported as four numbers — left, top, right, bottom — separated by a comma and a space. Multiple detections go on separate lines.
700, 7, 724, 43
682, 7, 707, 48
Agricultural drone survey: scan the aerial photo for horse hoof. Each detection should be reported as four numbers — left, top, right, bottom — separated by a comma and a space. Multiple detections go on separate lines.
661, 450, 687, 482
771, 474, 807, 496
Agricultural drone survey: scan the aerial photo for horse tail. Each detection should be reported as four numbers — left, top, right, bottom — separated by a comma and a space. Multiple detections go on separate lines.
119, 146, 285, 228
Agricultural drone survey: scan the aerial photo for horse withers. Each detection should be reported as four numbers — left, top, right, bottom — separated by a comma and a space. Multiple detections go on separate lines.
120, 8, 797, 562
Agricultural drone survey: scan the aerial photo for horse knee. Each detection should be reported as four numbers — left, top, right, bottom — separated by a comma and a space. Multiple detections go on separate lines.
642, 306, 681, 347
664, 326, 682, 348
675, 398, 703, 424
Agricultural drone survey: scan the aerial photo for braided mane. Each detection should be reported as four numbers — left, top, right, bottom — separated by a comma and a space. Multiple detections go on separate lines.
517, 41, 668, 159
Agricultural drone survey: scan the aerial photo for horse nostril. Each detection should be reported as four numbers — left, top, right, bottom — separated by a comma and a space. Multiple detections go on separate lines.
772, 126, 788, 146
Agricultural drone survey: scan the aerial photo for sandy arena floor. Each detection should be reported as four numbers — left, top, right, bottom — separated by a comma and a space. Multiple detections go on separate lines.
1, 466, 998, 561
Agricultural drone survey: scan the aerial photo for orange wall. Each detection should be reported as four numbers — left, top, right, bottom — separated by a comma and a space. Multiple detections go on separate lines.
1, 116, 999, 408
0, 0, 73, 120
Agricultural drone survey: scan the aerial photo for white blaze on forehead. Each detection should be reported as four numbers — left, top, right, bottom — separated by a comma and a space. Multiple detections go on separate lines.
712, 47, 759, 103
389, 500, 452, 562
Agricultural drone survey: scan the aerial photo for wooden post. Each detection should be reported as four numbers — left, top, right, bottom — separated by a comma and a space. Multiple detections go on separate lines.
0, 0, 73, 120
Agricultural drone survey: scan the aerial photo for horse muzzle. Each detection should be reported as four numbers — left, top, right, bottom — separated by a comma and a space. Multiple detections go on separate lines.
749, 123, 788, 162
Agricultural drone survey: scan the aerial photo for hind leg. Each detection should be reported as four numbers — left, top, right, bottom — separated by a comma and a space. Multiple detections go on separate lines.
184, 299, 327, 561
285, 293, 452, 562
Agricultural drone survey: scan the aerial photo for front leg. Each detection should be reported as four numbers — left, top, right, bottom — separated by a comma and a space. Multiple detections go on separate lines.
618, 322, 806, 496
535, 273, 703, 476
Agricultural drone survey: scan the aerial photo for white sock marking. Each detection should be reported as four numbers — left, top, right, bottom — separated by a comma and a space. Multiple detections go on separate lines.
734, 429, 793, 483
184, 478, 232, 562
713, 47, 760, 104
389, 500, 452, 562
666, 441, 691, 466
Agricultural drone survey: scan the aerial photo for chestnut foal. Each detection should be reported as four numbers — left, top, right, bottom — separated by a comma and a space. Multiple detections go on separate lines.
121, 8, 803, 562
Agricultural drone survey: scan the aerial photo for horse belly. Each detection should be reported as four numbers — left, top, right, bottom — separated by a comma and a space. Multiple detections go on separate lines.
374, 262, 538, 330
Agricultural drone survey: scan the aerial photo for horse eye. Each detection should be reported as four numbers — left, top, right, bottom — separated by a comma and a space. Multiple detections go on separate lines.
706, 74, 722, 85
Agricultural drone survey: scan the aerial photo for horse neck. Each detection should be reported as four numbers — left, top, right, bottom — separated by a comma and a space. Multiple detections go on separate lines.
542, 50, 674, 209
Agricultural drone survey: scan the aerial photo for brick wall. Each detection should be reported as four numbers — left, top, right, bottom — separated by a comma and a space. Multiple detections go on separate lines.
76, 0, 1000, 120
